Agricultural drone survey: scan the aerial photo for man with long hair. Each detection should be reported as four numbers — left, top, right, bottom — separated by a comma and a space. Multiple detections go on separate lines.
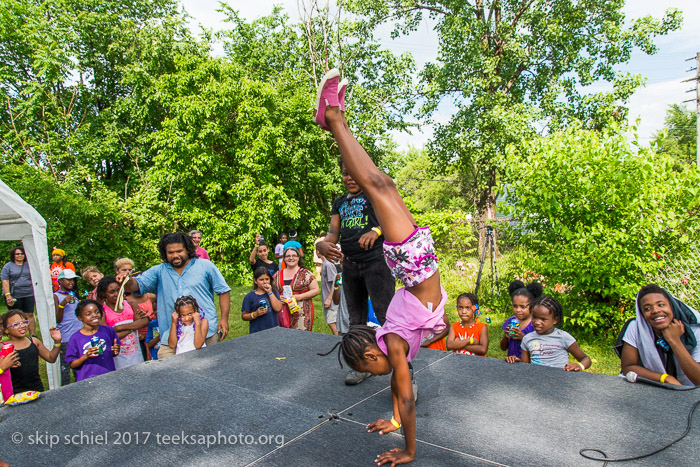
116, 233, 230, 359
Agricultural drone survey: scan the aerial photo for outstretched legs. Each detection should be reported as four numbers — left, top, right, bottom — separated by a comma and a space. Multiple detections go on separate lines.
323, 95, 441, 307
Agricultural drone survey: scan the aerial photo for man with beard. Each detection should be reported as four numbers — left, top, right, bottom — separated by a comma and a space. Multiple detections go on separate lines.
116, 232, 231, 359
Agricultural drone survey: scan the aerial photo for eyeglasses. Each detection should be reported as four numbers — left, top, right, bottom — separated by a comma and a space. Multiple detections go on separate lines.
6, 320, 29, 329
284, 255, 299, 259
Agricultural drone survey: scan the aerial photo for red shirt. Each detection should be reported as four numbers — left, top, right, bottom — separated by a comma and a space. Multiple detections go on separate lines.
50, 261, 75, 292
451, 321, 486, 355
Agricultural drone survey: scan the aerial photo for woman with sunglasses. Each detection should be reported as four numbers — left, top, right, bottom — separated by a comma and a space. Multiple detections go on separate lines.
1, 310, 62, 393
2, 247, 36, 334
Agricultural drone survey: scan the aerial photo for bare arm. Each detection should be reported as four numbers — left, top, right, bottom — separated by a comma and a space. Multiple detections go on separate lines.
521, 349, 531, 364
383, 334, 416, 463
218, 291, 230, 339
115, 272, 141, 294
168, 312, 178, 349
54, 294, 64, 323
564, 342, 591, 371
664, 320, 700, 385
294, 276, 319, 301
249, 245, 259, 265
316, 215, 343, 262
34, 334, 61, 364
194, 317, 208, 349
500, 332, 509, 351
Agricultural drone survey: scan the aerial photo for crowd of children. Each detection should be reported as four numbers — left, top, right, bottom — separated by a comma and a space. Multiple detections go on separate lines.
1, 67, 699, 467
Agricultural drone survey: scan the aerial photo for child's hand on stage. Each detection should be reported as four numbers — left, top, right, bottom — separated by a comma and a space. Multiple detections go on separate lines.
664, 375, 682, 385
504, 355, 520, 364
564, 362, 583, 371
366, 419, 400, 435
375, 448, 414, 466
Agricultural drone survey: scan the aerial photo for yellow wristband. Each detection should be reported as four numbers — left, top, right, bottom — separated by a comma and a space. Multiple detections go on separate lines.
251, 312, 256, 319
4, 292, 10, 296
372, 227, 382, 236
0, 368, 4, 375
578, 362, 585, 371
660, 373, 668, 383
390, 417, 401, 429
469, 337, 474, 345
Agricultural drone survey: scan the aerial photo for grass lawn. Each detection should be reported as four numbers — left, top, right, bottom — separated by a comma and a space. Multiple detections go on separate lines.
3, 280, 622, 391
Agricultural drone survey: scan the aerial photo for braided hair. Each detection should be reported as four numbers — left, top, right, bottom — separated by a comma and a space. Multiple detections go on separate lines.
531, 295, 563, 324
457, 292, 478, 307
317, 325, 377, 370
174, 295, 200, 315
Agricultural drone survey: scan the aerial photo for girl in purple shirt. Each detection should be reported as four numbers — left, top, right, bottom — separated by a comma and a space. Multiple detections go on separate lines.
65, 300, 120, 382
501, 280, 542, 363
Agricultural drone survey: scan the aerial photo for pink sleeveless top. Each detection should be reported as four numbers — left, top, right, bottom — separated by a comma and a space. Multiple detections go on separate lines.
376, 286, 447, 362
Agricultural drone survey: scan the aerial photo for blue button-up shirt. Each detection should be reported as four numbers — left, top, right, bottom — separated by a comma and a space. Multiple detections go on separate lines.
135, 257, 231, 341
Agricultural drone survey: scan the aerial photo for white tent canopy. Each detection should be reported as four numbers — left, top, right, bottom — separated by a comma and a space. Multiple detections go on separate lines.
0, 178, 60, 389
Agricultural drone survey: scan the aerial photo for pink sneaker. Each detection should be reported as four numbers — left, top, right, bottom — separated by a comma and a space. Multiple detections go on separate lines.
338, 78, 348, 112
314, 68, 340, 130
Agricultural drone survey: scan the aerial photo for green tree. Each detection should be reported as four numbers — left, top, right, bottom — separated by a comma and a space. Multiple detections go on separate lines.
0, 0, 192, 273
0, 0, 191, 186
652, 104, 697, 166
220, 5, 418, 166
503, 124, 700, 330
394, 147, 474, 212
145, 56, 342, 279
346, 0, 682, 214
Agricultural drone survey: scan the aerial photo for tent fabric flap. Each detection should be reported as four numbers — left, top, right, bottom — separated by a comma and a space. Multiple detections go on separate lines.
0, 178, 60, 389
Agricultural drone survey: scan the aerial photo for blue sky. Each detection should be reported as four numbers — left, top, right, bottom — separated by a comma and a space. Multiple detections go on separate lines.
180, 1, 699, 150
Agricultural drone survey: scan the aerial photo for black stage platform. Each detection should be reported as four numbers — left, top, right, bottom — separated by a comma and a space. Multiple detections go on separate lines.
1, 327, 698, 466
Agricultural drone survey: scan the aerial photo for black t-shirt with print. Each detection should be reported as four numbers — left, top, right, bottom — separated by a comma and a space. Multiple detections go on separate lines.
331, 193, 384, 263
251, 257, 279, 276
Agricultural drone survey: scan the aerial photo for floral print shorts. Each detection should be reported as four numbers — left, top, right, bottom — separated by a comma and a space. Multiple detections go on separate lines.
383, 226, 439, 288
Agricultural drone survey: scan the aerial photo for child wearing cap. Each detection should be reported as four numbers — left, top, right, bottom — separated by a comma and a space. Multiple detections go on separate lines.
53, 268, 82, 386
50, 248, 75, 292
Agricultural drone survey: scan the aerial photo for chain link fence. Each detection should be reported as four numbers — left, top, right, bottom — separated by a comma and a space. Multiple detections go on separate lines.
653, 244, 700, 310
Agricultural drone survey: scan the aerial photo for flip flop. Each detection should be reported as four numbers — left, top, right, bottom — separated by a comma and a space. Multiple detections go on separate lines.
338, 78, 348, 113
314, 68, 340, 130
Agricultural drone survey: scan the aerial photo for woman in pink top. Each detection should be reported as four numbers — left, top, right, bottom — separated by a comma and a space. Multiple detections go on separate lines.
96, 276, 148, 370
316, 69, 445, 466
190, 230, 210, 260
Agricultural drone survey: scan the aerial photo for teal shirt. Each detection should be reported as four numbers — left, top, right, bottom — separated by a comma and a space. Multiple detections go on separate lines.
135, 257, 231, 341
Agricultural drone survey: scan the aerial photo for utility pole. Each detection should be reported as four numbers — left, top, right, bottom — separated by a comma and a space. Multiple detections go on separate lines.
683, 53, 699, 168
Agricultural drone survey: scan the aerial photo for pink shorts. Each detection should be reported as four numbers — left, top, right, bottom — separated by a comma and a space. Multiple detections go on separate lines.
383, 227, 439, 288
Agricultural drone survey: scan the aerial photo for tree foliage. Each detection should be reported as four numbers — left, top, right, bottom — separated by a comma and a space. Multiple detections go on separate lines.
394, 147, 474, 212
345, 0, 682, 212
0, 1, 421, 282
503, 125, 700, 330
652, 104, 697, 166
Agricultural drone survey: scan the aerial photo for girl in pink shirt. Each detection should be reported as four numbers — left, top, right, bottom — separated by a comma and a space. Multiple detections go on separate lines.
96, 276, 148, 370
316, 69, 445, 466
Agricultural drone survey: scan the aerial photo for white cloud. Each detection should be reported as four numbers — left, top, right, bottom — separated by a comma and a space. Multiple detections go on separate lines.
627, 78, 694, 142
